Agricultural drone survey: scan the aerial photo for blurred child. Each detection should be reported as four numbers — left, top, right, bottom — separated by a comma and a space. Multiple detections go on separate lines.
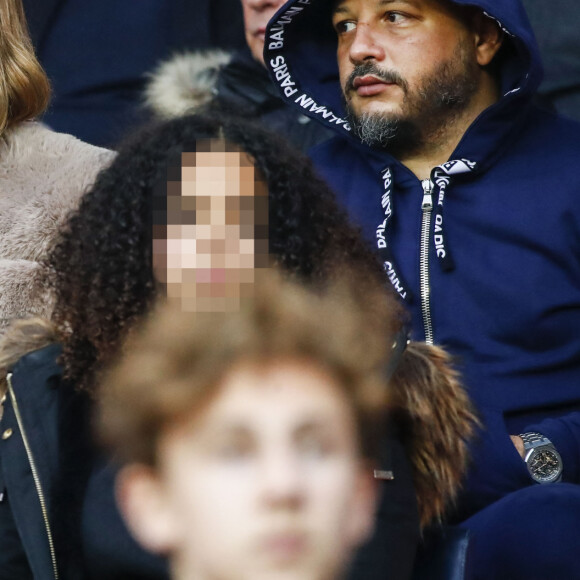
98, 270, 398, 580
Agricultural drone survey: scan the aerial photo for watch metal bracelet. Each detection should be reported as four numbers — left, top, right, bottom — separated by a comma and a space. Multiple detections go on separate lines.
519, 431, 550, 448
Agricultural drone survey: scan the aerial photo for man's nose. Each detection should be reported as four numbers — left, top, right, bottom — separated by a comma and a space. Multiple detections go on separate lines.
349, 23, 386, 64
245, 0, 285, 10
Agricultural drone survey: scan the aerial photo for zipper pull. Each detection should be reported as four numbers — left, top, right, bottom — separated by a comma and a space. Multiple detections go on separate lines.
421, 179, 433, 210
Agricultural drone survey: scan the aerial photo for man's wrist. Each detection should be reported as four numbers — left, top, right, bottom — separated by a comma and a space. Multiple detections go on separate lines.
510, 434, 525, 458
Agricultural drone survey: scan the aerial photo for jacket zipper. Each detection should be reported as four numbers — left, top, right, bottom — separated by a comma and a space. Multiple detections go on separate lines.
420, 179, 434, 345
6, 373, 60, 580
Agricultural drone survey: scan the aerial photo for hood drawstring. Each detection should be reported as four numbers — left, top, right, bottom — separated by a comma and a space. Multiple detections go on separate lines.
376, 159, 477, 300
430, 159, 477, 272
375, 166, 414, 303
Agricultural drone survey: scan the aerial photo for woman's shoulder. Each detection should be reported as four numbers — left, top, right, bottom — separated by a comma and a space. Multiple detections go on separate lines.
0, 122, 115, 262
1, 120, 115, 181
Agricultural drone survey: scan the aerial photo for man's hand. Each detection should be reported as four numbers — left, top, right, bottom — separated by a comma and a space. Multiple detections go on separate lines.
510, 435, 525, 458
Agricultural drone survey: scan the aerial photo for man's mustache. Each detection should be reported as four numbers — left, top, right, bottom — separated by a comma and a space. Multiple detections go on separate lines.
345, 63, 408, 95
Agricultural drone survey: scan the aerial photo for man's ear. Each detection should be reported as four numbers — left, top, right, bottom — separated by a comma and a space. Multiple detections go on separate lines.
116, 463, 178, 555
471, 11, 504, 67
346, 465, 379, 549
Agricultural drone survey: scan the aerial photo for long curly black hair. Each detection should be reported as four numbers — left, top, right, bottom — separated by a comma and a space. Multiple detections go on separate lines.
47, 112, 389, 392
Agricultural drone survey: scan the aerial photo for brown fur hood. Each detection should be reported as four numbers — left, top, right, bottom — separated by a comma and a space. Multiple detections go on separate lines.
0, 121, 115, 328
144, 50, 231, 119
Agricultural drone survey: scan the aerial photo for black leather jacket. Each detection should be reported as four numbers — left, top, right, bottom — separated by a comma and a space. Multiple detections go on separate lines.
0, 344, 87, 580
0, 345, 164, 580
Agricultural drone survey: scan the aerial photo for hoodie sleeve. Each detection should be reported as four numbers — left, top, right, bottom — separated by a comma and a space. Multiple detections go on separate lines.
523, 413, 580, 483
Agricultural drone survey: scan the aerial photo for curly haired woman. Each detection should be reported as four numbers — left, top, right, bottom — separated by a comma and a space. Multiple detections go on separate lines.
0, 0, 115, 330
0, 113, 476, 580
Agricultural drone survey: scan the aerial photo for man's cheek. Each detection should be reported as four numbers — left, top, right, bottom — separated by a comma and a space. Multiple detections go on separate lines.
339, 73, 351, 97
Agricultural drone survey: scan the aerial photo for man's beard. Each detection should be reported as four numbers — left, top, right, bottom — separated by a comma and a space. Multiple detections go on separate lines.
344, 44, 479, 153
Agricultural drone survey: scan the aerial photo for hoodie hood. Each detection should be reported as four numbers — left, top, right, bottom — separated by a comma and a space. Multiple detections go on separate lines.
264, 0, 543, 143
264, 0, 545, 282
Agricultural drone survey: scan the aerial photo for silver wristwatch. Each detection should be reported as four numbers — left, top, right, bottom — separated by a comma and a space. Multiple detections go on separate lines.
519, 432, 563, 484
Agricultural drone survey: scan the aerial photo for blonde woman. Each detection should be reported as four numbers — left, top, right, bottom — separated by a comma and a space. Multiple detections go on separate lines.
0, 0, 115, 330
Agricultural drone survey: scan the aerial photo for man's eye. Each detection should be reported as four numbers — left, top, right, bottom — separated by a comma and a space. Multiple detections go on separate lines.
334, 20, 357, 34
385, 12, 407, 24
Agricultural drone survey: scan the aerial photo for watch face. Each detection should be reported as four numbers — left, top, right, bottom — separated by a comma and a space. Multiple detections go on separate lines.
528, 448, 562, 483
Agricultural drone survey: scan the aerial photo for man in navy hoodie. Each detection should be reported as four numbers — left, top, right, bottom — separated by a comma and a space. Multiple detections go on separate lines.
264, 1, 580, 578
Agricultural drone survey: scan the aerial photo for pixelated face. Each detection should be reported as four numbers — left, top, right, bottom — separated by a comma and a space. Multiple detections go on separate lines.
153, 142, 268, 312
148, 360, 375, 580
241, 0, 288, 64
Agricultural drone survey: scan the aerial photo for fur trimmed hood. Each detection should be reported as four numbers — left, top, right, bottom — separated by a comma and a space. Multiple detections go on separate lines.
0, 121, 115, 328
144, 50, 232, 119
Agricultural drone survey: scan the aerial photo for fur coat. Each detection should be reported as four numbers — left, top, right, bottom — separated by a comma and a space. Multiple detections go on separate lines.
0, 121, 115, 328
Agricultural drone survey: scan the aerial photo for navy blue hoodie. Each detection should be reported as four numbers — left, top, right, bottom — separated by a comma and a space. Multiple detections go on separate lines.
264, 0, 580, 519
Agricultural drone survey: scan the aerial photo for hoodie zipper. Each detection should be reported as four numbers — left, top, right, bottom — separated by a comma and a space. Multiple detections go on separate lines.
6, 373, 59, 580
420, 179, 434, 345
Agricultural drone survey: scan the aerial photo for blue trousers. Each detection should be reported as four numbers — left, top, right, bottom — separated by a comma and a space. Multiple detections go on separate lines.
459, 483, 580, 579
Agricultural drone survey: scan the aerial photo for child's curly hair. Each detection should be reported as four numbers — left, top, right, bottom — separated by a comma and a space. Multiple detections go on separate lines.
47, 112, 387, 393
